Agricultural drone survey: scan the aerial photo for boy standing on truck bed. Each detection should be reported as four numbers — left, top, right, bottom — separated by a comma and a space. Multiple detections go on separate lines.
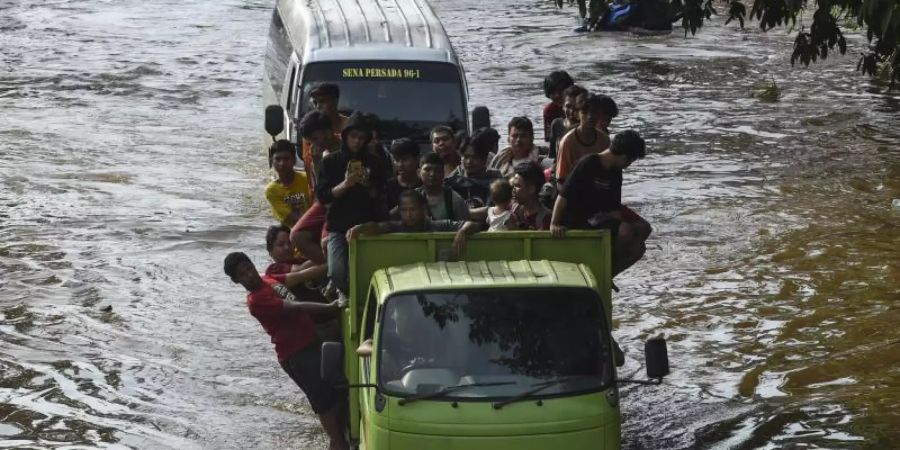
550, 130, 652, 277
316, 113, 389, 296
223, 252, 349, 450
265, 140, 311, 228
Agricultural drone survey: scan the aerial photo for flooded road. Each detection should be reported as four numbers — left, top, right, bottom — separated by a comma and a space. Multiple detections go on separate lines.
1, 0, 898, 448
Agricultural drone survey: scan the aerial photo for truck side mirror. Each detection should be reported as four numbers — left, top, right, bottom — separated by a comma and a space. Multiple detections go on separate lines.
320, 341, 344, 384
471, 106, 490, 131
644, 336, 670, 380
265, 105, 285, 138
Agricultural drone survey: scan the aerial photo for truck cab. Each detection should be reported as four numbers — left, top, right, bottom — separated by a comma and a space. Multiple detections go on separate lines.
262, 0, 488, 151
321, 231, 670, 450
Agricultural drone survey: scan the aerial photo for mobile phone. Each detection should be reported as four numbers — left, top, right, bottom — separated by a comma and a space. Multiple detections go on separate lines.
348, 160, 363, 175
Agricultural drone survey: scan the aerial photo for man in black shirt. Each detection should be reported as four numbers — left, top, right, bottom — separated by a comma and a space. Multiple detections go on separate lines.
316, 112, 390, 295
384, 138, 423, 211
550, 130, 652, 277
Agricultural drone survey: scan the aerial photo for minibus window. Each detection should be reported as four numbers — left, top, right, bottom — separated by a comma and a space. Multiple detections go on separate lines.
300, 61, 466, 141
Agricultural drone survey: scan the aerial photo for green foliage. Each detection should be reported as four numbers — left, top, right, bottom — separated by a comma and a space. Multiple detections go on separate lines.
754, 78, 782, 101
555, 0, 900, 89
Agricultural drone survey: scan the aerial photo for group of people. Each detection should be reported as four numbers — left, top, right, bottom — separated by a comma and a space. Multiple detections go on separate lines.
222, 71, 651, 450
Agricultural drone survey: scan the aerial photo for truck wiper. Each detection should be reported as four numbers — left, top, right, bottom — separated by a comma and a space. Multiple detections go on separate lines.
492, 376, 600, 410
397, 381, 515, 406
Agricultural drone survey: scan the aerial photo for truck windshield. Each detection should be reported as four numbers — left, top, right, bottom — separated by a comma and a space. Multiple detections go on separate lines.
378, 288, 613, 400
300, 61, 466, 142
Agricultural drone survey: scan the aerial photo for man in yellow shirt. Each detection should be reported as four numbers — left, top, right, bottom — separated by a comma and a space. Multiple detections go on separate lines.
266, 140, 311, 228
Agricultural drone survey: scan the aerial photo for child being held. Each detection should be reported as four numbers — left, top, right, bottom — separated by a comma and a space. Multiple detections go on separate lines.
487, 179, 516, 231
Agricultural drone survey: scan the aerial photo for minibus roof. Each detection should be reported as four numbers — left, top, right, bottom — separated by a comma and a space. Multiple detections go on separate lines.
278, 0, 460, 64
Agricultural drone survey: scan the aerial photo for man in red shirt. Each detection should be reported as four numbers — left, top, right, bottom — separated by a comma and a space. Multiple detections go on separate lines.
224, 252, 349, 450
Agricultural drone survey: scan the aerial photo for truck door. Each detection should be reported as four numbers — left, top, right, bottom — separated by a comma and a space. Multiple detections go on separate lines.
358, 287, 379, 448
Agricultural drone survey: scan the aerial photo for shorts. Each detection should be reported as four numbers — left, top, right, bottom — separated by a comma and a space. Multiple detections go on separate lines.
588, 217, 621, 238
619, 205, 644, 224
280, 340, 346, 414
292, 201, 328, 239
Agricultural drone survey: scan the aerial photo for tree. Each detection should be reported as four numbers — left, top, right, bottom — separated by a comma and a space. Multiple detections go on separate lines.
556, 0, 900, 89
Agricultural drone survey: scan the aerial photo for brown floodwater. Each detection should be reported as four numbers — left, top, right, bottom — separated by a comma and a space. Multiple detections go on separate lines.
1, 0, 897, 448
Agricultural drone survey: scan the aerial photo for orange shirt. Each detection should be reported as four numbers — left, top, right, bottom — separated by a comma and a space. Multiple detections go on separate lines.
555, 127, 610, 184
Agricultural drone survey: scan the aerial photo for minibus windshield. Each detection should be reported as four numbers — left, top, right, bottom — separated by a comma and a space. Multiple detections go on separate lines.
300, 61, 466, 142
378, 288, 613, 400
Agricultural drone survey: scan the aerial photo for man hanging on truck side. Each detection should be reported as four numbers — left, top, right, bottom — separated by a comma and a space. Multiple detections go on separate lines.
550, 130, 652, 277
223, 252, 349, 450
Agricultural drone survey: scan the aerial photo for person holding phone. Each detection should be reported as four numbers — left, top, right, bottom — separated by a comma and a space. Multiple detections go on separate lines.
315, 112, 389, 296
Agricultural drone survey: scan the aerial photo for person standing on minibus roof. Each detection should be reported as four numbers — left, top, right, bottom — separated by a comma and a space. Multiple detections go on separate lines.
316, 112, 389, 296
265, 140, 311, 228
223, 252, 349, 450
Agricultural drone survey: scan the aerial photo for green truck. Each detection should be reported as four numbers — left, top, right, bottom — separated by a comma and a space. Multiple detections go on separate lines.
320, 230, 669, 450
